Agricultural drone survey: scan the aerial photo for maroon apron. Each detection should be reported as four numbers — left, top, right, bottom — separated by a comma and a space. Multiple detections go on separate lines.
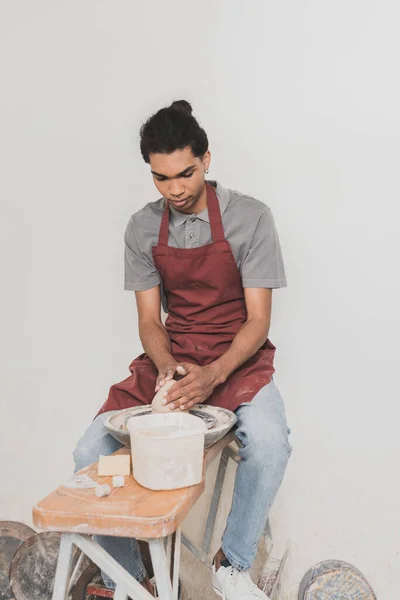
97, 183, 276, 417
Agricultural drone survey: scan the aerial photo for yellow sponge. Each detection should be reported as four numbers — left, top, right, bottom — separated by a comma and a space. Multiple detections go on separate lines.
98, 454, 131, 477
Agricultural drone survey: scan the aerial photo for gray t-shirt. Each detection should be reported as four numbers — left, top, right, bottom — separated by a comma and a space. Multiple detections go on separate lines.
124, 181, 287, 310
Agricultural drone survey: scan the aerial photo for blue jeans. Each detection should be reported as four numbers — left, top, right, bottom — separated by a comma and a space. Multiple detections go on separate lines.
73, 379, 291, 586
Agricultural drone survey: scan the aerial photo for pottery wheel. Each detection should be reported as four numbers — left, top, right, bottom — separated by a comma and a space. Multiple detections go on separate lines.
105, 404, 237, 449
124, 406, 217, 430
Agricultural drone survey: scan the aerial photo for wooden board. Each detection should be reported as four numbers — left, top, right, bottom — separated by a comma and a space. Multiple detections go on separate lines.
9, 532, 63, 600
0, 521, 36, 600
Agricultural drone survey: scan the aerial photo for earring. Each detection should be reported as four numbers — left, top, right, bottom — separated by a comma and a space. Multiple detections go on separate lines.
205, 169, 209, 174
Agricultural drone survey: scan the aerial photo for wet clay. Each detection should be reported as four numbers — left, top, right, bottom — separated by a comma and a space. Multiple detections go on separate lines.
152, 379, 188, 413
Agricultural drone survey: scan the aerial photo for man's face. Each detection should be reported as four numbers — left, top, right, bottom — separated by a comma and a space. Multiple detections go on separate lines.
149, 147, 211, 214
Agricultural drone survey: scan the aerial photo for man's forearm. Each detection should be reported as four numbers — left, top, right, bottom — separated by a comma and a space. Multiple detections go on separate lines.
139, 318, 174, 370
208, 318, 269, 385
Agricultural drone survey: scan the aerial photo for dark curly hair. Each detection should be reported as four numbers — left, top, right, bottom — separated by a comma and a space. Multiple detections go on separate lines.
140, 100, 209, 163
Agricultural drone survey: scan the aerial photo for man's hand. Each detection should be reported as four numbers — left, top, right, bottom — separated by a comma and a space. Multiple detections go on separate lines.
161, 362, 222, 411
155, 363, 187, 392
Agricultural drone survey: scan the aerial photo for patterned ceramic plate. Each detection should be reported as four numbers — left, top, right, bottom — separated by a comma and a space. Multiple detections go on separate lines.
0, 522, 36, 600
298, 560, 376, 599
10, 532, 82, 600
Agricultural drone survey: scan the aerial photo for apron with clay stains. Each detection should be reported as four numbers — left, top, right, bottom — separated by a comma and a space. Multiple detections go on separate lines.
97, 183, 276, 416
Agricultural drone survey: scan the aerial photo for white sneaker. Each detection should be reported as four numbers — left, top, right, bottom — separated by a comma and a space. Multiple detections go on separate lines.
212, 563, 270, 599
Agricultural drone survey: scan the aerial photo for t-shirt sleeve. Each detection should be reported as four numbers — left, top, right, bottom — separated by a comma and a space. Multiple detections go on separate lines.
124, 217, 161, 291
241, 208, 287, 288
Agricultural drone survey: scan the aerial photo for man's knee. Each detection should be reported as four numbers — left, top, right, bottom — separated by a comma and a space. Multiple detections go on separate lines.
236, 400, 292, 467
242, 423, 292, 467
236, 383, 292, 464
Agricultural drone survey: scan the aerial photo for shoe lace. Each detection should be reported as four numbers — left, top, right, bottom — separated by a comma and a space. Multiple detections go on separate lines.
221, 567, 236, 599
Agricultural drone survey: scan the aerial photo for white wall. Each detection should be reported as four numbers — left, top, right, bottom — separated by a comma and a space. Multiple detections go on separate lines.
1, 1, 399, 597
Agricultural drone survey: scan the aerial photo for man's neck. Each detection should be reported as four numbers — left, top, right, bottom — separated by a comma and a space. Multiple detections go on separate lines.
191, 182, 208, 214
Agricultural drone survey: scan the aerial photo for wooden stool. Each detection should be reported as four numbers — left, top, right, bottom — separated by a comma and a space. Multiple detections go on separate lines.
33, 432, 287, 599
33, 433, 235, 600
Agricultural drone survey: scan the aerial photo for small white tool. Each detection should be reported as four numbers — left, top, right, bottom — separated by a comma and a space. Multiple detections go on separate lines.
95, 484, 111, 498
112, 475, 125, 488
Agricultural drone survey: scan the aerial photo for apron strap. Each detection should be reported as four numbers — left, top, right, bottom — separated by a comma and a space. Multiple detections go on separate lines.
206, 182, 226, 242
157, 183, 226, 246
157, 199, 170, 246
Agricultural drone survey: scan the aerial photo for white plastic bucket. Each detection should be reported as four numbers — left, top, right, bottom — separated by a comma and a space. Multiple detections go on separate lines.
127, 412, 207, 490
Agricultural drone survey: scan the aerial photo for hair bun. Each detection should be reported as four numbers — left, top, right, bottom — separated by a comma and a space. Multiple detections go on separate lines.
170, 100, 193, 115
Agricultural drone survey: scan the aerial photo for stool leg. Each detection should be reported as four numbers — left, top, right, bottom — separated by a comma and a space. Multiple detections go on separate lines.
202, 446, 229, 555
69, 534, 153, 599
113, 588, 129, 600
148, 538, 174, 600
52, 533, 74, 600
67, 549, 85, 595
172, 527, 181, 600
166, 534, 172, 570
257, 522, 288, 600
